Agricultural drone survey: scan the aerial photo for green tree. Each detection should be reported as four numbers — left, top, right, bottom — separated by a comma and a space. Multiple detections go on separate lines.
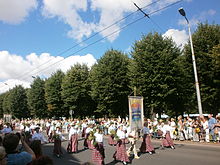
9, 85, 29, 119
209, 44, 220, 114
90, 49, 130, 117
62, 64, 94, 118
2, 91, 11, 115
27, 77, 47, 118
129, 32, 184, 118
0, 93, 6, 118
45, 70, 65, 117
183, 23, 220, 114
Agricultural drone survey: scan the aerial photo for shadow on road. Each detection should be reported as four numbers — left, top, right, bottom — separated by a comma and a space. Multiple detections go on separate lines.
42, 142, 82, 165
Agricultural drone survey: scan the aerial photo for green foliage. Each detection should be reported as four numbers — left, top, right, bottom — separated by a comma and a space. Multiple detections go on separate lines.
184, 23, 220, 114
61, 64, 94, 118
0, 93, 6, 118
2, 91, 11, 115
129, 32, 183, 117
27, 77, 47, 118
9, 85, 29, 118
1, 22, 219, 118
90, 49, 130, 117
209, 44, 220, 114
45, 70, 65, 117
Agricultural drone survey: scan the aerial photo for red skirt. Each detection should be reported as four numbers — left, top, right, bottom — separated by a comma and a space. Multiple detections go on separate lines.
53, 139, 63, 155
139, 134, 154, 152
67, 134, 78, 153
162, 132, 174, 147
92, 143, 105, 165
87, 139, 93, 149
108, 135, 117, 145
113, 139, 129, 163
84, 133, 93, 149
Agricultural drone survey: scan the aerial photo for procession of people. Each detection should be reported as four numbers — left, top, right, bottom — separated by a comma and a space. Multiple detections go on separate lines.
0, 114, 219, 165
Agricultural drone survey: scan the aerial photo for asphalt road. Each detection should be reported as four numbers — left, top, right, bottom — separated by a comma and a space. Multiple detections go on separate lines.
41, 136, 220, 165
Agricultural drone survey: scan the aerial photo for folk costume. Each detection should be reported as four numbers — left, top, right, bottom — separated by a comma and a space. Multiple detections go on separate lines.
113, 126, 129, 165
126, 127, 140, 159
84, 126, 93, 149
67, 125, 79, 153
53, 128, 64, 158
31, 127, 48, 144
139, 124, 155, 154
108, 124, 117, 146
92, 130, 105, 165
161, 123, 175, 149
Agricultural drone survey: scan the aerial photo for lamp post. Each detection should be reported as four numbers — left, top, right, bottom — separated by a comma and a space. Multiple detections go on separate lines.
178, 7, 203, 116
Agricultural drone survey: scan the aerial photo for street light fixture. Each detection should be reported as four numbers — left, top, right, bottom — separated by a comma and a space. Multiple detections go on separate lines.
178, 7, 203, 116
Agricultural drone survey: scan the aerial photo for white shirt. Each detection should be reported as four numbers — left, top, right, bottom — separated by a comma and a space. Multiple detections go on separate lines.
203, 121, 209, 130
25, 126, 31, 132
162, 124, 171, 136
56, 130, 66, 141
85, 127, 92, 134
170, 121, 176, 127
32, 132, 48, 143
82, 123, 87, 128
117, 129, 126, 139
20, 124, 25, 131
69, 127, 78, 140
46, 122, 51, 127
94, 132, 103, 143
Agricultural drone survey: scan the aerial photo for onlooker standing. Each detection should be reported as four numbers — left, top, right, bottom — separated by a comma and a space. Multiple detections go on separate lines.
208, 114, 217, 142
3, 133, 36, 165
177, 116, 185, 141
214, 116, 220, 142
201, 116, 209, 142
1, 123, 12, 134
170, 118, 176, 140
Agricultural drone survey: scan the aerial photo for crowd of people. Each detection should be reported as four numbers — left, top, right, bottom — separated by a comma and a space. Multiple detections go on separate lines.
0, 113, 219, 165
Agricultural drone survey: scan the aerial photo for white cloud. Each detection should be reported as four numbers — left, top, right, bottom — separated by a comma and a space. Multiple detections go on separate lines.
0, 0, 37, 24
41, 0, 152, 42
163, 29, 188, 49
42, 0, 96, 41
41, 0, 184, 42
0, 79, 31, 94
0, 50, 97, 93
178, 9, 216, 27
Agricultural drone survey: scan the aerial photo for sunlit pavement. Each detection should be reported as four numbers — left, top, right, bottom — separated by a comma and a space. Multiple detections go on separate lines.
41, 134, 220, 165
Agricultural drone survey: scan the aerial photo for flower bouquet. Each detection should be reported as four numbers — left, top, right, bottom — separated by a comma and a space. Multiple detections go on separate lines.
88, 131, 95, 141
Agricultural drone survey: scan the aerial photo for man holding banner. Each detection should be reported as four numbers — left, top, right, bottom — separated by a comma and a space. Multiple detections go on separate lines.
127, 96, 144, 159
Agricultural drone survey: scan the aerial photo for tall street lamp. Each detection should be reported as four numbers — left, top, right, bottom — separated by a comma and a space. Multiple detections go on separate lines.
178, 7, 203, 116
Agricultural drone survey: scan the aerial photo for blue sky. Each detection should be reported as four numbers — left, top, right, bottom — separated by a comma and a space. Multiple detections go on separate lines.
0, 0, 220, 92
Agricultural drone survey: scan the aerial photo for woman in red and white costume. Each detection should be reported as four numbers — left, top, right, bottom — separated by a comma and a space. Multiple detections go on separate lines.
92, 127, 105, 165
161, 121, 175, 149
67, 124, 80, 153
139, 122, 155, 154
113, 125, 129, 165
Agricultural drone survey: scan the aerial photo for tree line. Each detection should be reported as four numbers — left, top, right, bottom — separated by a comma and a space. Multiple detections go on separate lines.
0, 23, 219, 119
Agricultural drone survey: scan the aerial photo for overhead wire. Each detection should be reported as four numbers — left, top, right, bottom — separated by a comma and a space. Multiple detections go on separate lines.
0, 0, 183, 91
20, 0, 183, 81
3, 0, 162, 84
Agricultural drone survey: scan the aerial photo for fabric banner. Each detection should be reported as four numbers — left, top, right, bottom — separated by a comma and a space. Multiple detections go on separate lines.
128, 96, 144, 130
